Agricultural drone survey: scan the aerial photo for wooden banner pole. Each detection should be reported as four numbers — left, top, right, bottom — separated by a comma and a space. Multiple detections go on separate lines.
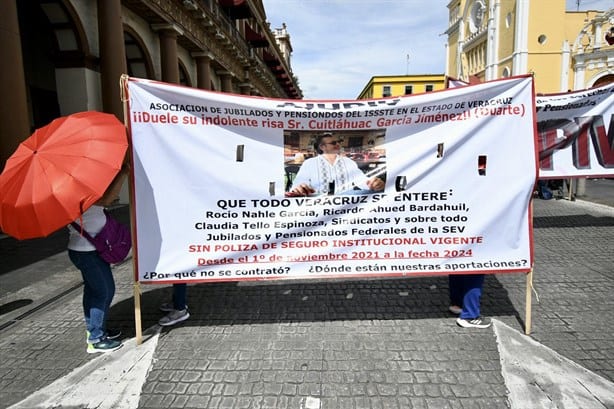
525, 269, 533, 335
134, 282, 143, 344
120, 74, 143, 345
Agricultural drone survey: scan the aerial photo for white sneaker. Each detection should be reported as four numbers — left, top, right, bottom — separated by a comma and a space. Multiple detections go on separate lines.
456, 317, 492, 329
158, 309, 190, 326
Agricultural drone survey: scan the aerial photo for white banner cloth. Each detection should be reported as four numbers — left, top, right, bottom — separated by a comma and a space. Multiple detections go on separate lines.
536, 84, 614, 178
448, 77, 614, 178
128, 76, 537, 284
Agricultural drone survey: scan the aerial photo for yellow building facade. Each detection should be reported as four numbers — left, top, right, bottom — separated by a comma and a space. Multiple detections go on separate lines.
356, 74, 446, 99
445, 0, 614, 92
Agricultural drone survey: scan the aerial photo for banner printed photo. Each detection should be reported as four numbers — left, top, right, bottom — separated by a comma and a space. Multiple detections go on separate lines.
127, 76, 537, 284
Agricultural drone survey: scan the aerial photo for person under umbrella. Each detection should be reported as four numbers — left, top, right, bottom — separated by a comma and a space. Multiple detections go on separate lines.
68, 164, 129, 353
0, 111, 129, 353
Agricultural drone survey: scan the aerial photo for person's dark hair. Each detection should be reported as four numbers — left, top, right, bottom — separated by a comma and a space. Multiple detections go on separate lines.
314, 132, 333, 154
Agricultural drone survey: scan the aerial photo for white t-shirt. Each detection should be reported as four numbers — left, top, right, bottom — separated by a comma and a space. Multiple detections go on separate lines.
291, 155, 369, 195
67, 205, 106, 251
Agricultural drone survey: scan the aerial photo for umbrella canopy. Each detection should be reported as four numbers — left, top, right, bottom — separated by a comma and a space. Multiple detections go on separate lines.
0, 111, 128, 239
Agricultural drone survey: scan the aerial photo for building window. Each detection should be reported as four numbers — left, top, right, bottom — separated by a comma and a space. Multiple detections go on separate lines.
425, 84, 434, 92
286, 132, 299, 147
382, 85, 391, 97
347, 136, 363, 148
124, 31, 153, 79
469, 0, 486, 33
404, 85, 413, 95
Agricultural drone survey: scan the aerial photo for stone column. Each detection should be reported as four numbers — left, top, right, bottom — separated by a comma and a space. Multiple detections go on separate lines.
218, 71, 234, 93
153, 24, 183, 84
98, 0, 127, 120
193, 52, 213, 90
239, 68, 252, 95
0, 0, 30, 167
239, 84, 252, 95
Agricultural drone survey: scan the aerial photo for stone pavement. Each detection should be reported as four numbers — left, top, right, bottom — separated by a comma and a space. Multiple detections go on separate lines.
0, 179, 613, 409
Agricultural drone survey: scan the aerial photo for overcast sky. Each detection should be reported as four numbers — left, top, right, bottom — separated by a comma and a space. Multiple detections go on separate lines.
261, 0, 613, 100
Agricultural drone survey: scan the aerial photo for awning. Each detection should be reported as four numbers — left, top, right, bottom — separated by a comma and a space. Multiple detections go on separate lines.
268, 64, 284, 73
245, 24, 268, 48
263, 50, 281, 66
219, 0, 252, 19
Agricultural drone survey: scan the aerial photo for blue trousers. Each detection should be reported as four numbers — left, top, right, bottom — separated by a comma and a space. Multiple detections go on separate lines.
173, 283, 187, 310
69, 250, 115, 343
449, 274, 485, 319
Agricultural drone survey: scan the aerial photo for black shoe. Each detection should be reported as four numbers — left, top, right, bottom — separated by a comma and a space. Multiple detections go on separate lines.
106, 328, 122, 340
87, 337, 122, 354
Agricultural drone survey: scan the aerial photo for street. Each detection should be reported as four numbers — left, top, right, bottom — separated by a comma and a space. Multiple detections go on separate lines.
0, 179, 613, 408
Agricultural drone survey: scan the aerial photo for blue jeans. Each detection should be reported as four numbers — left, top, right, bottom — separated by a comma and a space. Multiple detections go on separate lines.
449, 274, 485, 319
68, 250, 115, 343
173, 284, 187, 310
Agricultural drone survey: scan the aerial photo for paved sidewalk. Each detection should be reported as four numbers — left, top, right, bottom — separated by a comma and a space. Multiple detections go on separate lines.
0, 180, 613, 408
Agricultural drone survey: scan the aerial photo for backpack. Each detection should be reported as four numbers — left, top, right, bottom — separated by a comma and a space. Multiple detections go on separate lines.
71, 210, 132, 264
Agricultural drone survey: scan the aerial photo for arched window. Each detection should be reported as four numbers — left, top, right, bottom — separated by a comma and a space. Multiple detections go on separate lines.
123, 29, 153, 79
593, 74, 614, 87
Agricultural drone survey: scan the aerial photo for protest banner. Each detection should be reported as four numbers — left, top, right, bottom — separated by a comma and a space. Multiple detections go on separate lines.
125, 75, 537, 286
536, 84, 614, 178
447, 77, 614, 178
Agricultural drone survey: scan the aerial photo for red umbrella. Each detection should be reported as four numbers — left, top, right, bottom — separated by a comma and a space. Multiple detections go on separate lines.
0, 111, 128, 239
